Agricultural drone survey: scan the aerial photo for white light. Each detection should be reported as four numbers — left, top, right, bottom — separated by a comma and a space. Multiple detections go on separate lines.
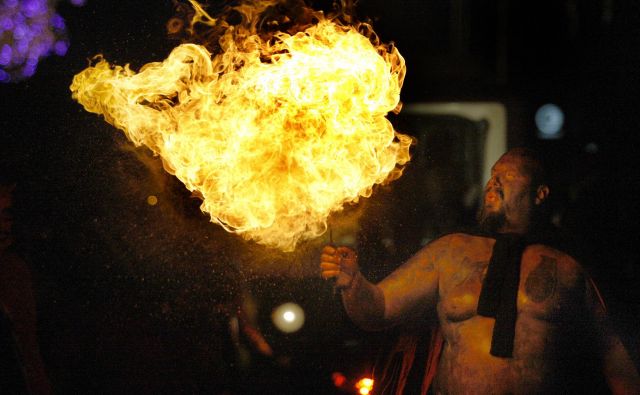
272, 302, 305, 333
535, 103, 565, 139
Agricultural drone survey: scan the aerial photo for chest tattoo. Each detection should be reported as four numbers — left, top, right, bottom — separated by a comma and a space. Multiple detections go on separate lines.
524, 255, 558, 303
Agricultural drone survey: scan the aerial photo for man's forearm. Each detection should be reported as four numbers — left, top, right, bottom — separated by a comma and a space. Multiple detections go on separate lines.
341, 271, 388, 331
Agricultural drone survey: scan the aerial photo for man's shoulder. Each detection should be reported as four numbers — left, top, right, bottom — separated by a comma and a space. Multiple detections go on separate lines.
421, 232, 494, 258
525, 243, 579, 262
433, 231, 494, 246
523, 243, 585, 277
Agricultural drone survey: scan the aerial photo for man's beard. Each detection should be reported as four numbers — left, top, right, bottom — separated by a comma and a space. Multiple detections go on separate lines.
477, 206, 506, 234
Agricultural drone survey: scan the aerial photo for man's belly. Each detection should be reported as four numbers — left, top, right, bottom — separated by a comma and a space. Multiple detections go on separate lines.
433, 316, 566, 394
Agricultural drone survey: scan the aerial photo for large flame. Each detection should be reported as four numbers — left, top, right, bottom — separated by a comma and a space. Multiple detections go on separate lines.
70, 0, 412, 251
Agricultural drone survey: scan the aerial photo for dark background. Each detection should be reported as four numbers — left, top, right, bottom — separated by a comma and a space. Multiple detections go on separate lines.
1, 0, 639, 393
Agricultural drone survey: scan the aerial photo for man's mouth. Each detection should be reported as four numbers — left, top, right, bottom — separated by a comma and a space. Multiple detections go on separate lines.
485, 190, 502, 202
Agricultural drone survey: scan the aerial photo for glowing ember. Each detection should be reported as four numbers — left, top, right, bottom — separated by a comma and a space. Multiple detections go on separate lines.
356, 377, 374, 394
70, 0, 411, 251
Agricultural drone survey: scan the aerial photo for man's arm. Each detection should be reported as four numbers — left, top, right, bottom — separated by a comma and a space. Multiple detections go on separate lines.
586, 277, 640, 394
320, 236, 447, 330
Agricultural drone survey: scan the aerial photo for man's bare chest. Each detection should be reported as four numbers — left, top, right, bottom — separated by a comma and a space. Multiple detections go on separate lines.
438, 247, 580, 323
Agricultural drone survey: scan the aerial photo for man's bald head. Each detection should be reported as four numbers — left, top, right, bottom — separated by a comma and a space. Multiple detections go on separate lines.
478, 147, 550, 234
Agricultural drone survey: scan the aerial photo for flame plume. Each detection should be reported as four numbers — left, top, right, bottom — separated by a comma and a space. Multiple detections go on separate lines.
70, 0, 412, 251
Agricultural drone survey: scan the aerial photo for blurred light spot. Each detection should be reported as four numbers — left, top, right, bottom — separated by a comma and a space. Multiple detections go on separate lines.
50, 13, 65, 30
332, 372, 347, 388
53, 40, 68, 56
147, 195, 158, 206
23, 0, 47, 18
13, 24, 26, 39
356, 377, 374, 395
535, 103, 565, 140
0, 0, 84, 82
381, 237, 394, 249
30, 21, 44, 34
272, 302, 304, 333
16, 39, 30, 55
21, 63, 36, 76
0, 17, 14, 31
0, 44, 12, 65
584, 142, 599, 154
70, 0, 86, 6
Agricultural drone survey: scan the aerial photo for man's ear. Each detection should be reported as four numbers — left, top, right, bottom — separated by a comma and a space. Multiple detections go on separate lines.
534, 185, 550, 205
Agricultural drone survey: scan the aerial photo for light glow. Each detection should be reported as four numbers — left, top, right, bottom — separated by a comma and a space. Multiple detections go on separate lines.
356, 377, 374, 395
272, 302, 304, 333
535, 103, 564, 139
283, 311, 295, 322
0, 0, 83, 82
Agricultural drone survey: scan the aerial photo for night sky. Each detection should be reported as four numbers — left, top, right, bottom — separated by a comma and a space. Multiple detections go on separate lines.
1, 0, 639, 394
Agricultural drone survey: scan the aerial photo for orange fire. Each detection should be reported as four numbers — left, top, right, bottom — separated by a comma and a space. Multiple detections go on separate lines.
70, 0, 412, 251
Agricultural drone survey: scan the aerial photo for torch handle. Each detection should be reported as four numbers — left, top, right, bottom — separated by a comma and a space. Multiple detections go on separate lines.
329, 225, 334, 245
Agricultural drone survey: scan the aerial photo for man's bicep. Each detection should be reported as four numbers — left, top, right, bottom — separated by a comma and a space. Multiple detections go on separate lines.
378, 242, 441, 324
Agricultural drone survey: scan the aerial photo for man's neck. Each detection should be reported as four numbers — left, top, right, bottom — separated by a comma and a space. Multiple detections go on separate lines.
497, 223, 529, 235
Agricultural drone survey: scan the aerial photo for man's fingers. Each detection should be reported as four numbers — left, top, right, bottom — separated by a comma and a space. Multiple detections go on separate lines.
322, 245, 336, 255
320, 263, 340, 279
320, 245, 358, 287
320, 262, 340, 270
321, 270, 341, 279
321, 253, 341, 263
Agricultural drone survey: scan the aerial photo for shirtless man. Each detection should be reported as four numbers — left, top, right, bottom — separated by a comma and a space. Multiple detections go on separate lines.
320, 148, 640, 394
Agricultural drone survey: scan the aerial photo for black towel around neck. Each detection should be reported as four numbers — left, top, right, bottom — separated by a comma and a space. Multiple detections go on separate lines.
477, 234, 527, 358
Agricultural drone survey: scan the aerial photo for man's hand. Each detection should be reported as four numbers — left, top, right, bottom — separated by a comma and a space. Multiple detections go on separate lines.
320, 245, 359, 290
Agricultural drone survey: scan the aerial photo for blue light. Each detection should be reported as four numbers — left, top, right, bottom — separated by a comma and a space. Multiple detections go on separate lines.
0, 44, 12, 65
0, 16, 13, 31
12, 23, 27, 39
13, 12, 25, 26
0, 0, 84, 82
0, 68, 9, 82
32, 41, 48, 56
16, 39, 30, 55
21, 62, 36, 76
535, 103, 565, 140
50, 13, 65, 30
53, 40, 67, 56
5, 0, 19, 9
30, 21, 45, 34
22, 0, 47, 18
